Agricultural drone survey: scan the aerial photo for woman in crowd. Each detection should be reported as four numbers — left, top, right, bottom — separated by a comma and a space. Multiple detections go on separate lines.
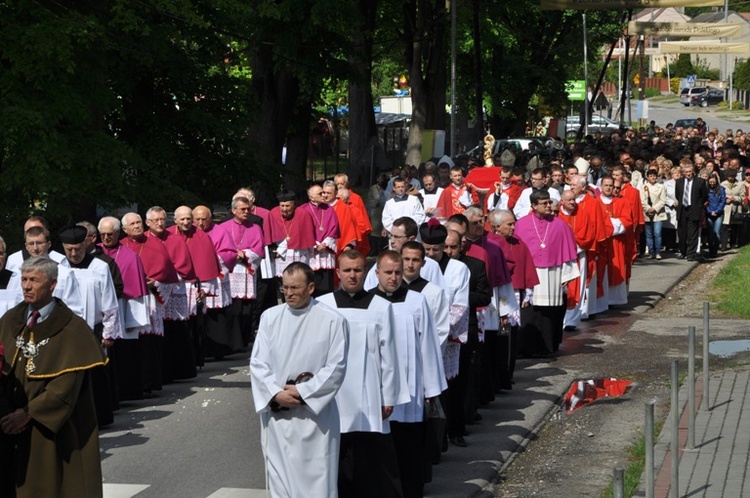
721, 170, 745, 250
706, 175, 726, 258
640, 168, 666, 260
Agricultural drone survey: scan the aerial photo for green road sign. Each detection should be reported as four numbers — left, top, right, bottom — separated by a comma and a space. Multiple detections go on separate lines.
566, 80, 586, 101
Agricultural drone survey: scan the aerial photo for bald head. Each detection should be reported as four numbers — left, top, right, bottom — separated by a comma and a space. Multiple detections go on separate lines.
174, 206, 194, 232
308, 184, 324, 204
193, 205, 212, 231
445, 221, 466, 238
445, 229, 462, 259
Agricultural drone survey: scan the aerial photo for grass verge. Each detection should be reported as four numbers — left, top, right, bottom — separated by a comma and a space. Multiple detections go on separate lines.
649, 95, 680, 104
601, 419, 665, 498
709, 245, 750, 318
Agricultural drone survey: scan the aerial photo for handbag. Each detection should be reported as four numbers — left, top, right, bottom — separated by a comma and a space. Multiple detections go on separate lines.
731, 209, 746, 225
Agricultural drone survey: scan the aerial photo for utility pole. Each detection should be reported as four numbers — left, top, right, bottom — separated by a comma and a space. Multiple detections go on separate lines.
639, 35, 646, 127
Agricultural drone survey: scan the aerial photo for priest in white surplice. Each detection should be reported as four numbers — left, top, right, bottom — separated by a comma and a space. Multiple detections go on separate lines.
401, 241, 450, 349
370, 251, 446, 498
381, 178, 425, 235
420, 220, 470, 381
5, 216, 67, 273
318, 250, 407, 497
6, 226, 84, 318
250, 262, 349, 498
364, 216, 445, 291
59, 224, 123, 427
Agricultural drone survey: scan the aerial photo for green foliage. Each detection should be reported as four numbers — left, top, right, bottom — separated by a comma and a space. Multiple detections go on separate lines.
717, 100, 744, 110
464, 3, 623, 135
670, 77, 681, 94
668, 54, 694, 78
644, 87, 661, 98
733, 59, 750, 91
711, 245, 750, 317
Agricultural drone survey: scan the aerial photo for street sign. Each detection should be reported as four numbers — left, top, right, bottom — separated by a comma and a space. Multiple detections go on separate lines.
542, 0, 723, 10
660, 41, 750, 54
565, 80, 586, 101
686, 75, 697, 84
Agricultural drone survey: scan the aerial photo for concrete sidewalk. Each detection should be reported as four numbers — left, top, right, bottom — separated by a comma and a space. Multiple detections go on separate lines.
424, 254, 702, 497
641, 367, 750, 498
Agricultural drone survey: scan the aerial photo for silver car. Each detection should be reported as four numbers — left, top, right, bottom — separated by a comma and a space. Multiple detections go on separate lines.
680, 86, 707, 106
565, 115, 624, 138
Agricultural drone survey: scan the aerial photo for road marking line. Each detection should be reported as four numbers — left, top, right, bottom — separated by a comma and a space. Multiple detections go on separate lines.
103, 483, 150, 497
206, 489, 267, 498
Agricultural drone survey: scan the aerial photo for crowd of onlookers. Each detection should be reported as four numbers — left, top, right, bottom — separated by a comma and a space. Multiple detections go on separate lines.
367, 118, 750, 261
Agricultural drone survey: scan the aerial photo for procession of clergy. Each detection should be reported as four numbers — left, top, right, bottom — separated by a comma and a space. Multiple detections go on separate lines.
0, 156, 644, 497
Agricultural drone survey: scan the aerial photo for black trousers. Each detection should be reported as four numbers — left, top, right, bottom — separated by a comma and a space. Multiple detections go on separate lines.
678, 211, 701, 259
162, 319, 197, 382
112, 338, 143, 401
227, 297, 254, 347
496, 325, 520, 390
390, 421, 426, 498
339, 432, 403, 498
139, 333, 163, 393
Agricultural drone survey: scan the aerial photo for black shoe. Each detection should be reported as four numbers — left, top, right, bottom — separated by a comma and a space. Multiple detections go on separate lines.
449, 436, 468, 447
676, 254, 685, 259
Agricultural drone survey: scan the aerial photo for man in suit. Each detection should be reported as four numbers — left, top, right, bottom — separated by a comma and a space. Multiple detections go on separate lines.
675, 162, 708, 262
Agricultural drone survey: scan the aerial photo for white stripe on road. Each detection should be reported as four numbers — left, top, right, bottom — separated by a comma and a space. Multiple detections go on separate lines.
103, 484, 150, 497
103, 484, 267, 498
206, 489, 267, 498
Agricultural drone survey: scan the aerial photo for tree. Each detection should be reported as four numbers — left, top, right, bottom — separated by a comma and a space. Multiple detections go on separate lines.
669, 54, 694, 78
734, 59, 750, 90
402, 0, 449, 166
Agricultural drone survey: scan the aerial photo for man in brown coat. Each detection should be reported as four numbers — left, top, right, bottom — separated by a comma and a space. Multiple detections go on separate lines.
0, 256, 106, 497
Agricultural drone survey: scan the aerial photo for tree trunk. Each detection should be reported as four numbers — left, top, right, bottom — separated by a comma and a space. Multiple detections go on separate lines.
404, 0, 448, 166
247, 45, 302, 202
347, 0, 387, 186
284, 101, 312, 196
424, 0, 447, 132
471, 0, 484, 145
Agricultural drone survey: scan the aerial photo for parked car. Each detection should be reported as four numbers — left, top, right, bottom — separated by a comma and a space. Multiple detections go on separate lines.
680, 86, 724, 107
565, 115, 626, 138
673, 118, 708, 133
688, 88, 725, 107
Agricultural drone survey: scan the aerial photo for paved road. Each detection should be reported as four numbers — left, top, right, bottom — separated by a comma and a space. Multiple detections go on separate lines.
100, 356, 265, 497
641, 98, 750, 132
99, 257, 704, 498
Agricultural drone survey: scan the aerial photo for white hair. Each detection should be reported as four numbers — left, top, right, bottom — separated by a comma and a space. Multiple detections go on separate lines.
99, 216, 121, 232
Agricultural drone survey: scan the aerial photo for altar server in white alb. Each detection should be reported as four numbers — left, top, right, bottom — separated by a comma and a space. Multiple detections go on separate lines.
371, 250, 446, 498
250, 262, 349, 498
400, 241, 450, 349
420, 220, 470, 381
318, 250, 408, 497
363, 216, 445, 291
381, 177, 426, 235
58, 224, 123, 427
5, 216, 66, 272
58, 225, 123, 341
6, 226, 84, 318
